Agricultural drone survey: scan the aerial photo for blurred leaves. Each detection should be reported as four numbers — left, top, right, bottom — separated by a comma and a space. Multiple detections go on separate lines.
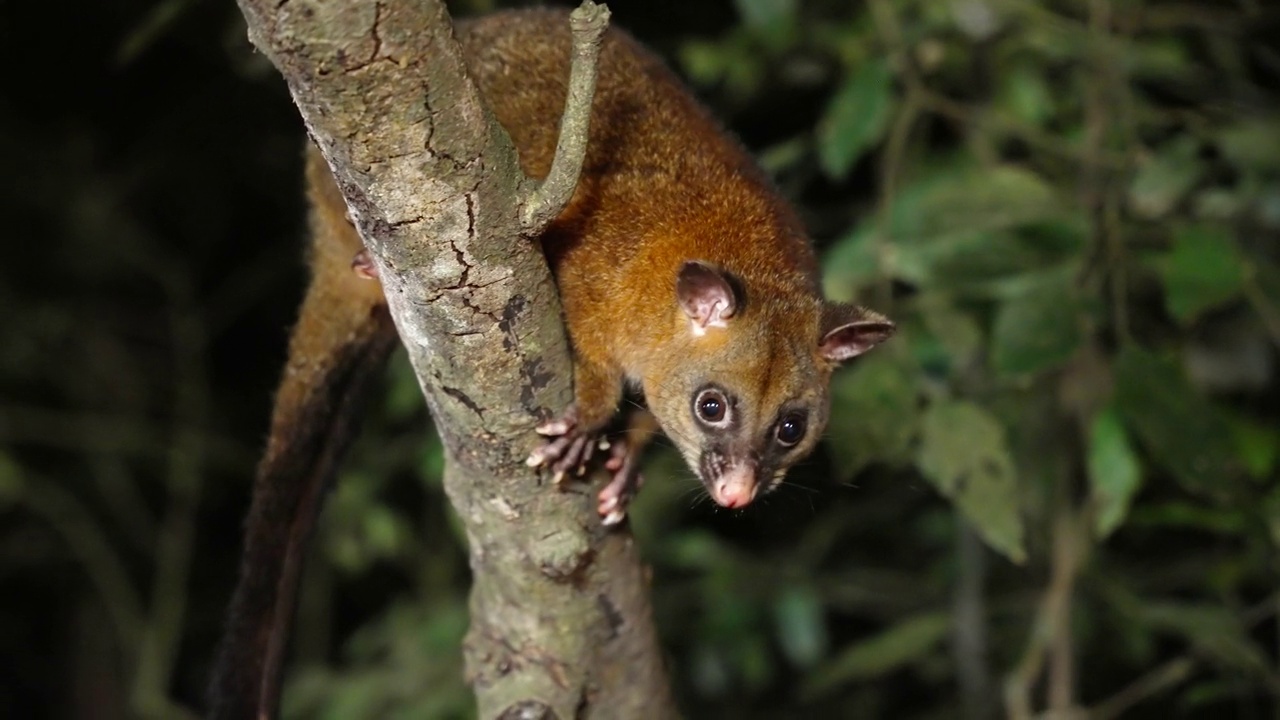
1141, 603, 1274, 681
732, 0, 795, 31
284, 601, 472, 720
0, 451, 23, 506
1129, 138, 1203, 220
919, 401, 1025, 563
1156, 225, 1245, 323
818, 59, 895, 180
773, 586, 828, 668
1217, 119, 1280, 173
826, 350, 920, 475
997, 63, 1054, 126
802, 612, 950, 698
991, 267, 1083, 377
1087, 406, 1142, 538
1113, 347, 1238, 499
825, 163, 1069, 298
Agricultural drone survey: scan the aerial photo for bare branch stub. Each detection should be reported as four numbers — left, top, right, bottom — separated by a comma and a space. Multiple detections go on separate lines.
519, 0, 612, 233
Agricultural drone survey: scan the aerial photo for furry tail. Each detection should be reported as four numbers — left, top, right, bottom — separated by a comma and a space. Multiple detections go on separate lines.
208, 147, 398, 720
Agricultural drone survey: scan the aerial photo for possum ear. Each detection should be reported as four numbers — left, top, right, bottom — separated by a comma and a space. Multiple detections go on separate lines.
677, 261, 739, 336
819, 303, 895, 363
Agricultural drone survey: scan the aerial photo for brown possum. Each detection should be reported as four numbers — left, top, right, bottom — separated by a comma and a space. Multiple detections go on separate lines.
210, 8, 892, 719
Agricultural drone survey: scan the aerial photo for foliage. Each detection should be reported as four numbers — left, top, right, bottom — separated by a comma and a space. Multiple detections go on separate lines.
664, 0, 1279, 716
0, 0, 1276, 718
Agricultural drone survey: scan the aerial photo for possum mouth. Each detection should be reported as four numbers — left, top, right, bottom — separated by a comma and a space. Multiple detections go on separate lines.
700, 449, 759, 508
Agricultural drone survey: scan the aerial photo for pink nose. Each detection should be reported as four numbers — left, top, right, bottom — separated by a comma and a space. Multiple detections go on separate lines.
712, 472, 758, 508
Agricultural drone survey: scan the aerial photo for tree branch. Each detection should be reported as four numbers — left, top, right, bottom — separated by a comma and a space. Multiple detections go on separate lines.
519, 2, 610, 232
232, 0, 675, 717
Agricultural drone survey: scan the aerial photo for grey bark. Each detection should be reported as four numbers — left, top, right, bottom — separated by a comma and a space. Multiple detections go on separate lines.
231, 0, 677, 717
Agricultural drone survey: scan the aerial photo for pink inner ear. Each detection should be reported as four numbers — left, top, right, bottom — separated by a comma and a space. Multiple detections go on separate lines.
677, 261, 736, 332
820, 320, 896, 362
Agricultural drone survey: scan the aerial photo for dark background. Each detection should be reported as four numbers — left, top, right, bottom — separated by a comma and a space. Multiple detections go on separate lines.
1, 0, 1278, 718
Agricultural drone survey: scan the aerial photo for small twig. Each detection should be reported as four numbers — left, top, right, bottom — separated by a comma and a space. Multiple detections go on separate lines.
519, 1, 611, 233
1242, 263, 1280, 348
874, 89, 920, 309
131, 304, 208, 720
915, 90, 1129, 170
866, 0, 921, 311
1004, 510, 1089, 720
1089, 657, 1197, 720
1274, 594, 1279, 718
953, 520, 993, 720
1086, 0, 1135, 344
0, 404, 251, 466
20, 473, 145, 657
90, 456, 159, 556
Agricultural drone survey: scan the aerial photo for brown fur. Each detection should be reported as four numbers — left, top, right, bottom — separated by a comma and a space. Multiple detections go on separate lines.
459, 10, 826, 428
212, 8, 890, 718
459, 10, 890, 491
209, 151, 398, 720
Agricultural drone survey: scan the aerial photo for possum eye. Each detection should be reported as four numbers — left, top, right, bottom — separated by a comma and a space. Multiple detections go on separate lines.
775, 412, 807, 447
693, 388, 730, 427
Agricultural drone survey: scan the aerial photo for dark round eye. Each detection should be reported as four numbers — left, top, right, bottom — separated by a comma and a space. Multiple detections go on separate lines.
776, 414, 807, 447
694, 389, 728, 425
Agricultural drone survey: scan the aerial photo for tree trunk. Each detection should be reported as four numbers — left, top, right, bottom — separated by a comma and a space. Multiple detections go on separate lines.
231, 0, 677, 716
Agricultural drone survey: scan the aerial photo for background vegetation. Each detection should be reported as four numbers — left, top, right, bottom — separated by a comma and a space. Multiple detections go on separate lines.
1, 0, 1277, 717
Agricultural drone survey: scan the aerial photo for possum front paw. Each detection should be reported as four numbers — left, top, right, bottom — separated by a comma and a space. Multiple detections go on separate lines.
526, 406, 605, 485
597, 437, 644, 526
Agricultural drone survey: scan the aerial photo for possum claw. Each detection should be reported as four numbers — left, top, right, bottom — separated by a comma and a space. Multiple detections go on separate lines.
528, 408, 597, 482
597, 438, 644, 526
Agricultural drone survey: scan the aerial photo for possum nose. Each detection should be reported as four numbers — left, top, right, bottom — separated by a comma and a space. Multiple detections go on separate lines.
712, 469, 758, 508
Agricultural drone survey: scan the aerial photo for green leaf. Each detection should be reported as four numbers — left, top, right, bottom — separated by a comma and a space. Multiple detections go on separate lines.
824, 164, 1066, 298
802, 613, 950, 698
1218, 118, 1280, 172
998, 63, 1054, 126
115, 0, 194, 66
1124, 37, 1193, 80
1126, 502, 1246, 534
1260, 183, 1280, 229
1193, 188, 1245, 220
1129, 137, 1203, 219
733, 0, 796, 29
680, 40, 729, 86
692, 644, 731, 696
417, 436, 445, 487
901, 165, 1059, 244
384, 353, 426, 421
822, 225, 881, 302
1113, 346, 1238, 497
827, 350, 921, 475
0, 452, 23, 506
362, 506, 406, 557
1087, 406, 1143, 538
918, 401, 1026, 562
818, 58, 895, 180
1157, 224, 1245, 323
664, 531, 734, 571
991, 267, 1082, 377
1226, 414, 1279, 479
1266, 489, 1280, 547
895, 232, 1039, 291
1143, 603, 1273, 678
774, 587, 828, 668
919, 294, 982, 370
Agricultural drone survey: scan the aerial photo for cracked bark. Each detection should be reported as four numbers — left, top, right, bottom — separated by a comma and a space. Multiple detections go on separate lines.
232, 0, 676, 717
